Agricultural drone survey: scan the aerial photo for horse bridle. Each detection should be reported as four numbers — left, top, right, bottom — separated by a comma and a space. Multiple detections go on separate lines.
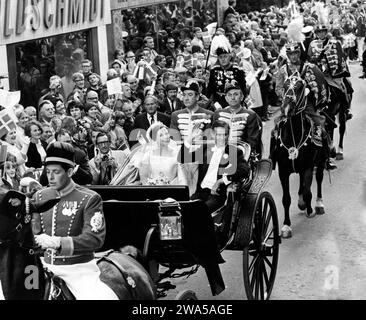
0, 198, 41, 255
279, 74, 313, 171
283, 72, 307, 116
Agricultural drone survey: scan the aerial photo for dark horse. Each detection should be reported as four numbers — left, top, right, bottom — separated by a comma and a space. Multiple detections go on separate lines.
0, 188, 156, 300
272, 73, 326, 238
321, 78, 353, 161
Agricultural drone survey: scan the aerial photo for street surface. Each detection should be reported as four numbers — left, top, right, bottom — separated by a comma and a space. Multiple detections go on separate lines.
162, 62, 366, 300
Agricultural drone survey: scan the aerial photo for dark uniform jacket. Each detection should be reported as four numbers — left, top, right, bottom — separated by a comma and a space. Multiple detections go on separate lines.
33, 181, 105, 265
213, 106, 263, 156
206, 63, 246, 109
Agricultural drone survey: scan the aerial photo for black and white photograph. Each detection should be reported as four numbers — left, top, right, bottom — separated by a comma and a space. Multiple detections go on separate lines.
0, 0, 365, 309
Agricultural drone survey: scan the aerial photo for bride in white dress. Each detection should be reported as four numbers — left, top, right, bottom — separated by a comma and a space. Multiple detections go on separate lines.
111, 122, 187, 186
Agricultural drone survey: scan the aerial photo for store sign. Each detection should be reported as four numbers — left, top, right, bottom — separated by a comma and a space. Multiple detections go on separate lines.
110, 0, 178, 10
0, 0, 112, 45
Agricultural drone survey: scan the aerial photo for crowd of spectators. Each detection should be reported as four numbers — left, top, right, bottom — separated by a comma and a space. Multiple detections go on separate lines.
1, 0, 365, 190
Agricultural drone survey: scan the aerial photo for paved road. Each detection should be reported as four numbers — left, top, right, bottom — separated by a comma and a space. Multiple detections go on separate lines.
162, 62, 366, 300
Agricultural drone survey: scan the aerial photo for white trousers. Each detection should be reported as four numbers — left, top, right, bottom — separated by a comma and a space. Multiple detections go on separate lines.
41, 259, 119, 300
357, 37, 365, 61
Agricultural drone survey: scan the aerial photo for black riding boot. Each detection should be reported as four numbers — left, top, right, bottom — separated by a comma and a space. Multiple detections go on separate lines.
322, 130, 337, 171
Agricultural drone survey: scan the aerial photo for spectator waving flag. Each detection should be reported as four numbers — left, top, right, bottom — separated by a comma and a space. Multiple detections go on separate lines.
0, 108, 16, 139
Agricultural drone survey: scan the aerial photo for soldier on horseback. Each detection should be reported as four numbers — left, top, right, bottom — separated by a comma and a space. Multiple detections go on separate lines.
275, 41, 336, 170
308, 23, 353, 158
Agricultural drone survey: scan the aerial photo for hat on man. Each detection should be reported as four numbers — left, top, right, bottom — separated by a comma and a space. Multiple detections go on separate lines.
225, 80, 242, 93
45, 142, 75, 167
181, 80, 200, 93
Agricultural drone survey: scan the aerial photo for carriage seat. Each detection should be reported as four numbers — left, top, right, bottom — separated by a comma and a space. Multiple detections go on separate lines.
88, 185, 190, 202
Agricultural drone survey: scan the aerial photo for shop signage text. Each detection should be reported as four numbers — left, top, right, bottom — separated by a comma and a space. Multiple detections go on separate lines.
110, 0, 178, 10
0, 0, 111, 45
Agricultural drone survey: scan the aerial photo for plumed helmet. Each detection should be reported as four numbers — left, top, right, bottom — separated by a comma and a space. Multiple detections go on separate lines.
181, 79, 200, 93
315, 24, 328, 32
211, 35, 232, 56
285, 41, 301, 53
225, 80, 242, 94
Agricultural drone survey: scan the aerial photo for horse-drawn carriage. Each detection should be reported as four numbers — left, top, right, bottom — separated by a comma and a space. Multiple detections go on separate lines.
0, 142, 280, 300
90, 142, 281, 300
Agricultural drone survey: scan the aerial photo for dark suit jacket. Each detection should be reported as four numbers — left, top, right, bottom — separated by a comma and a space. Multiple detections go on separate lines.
25, 140, 48, 169
133, 112, 171, 132
159, 98, 184, 115
178, 142, 250, 198
40, 144, 93, 186
132, 112, 171, 145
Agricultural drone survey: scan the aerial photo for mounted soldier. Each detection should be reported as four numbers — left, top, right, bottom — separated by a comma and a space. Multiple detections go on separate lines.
32, 142, 119, 299
275, 41, 336, 170
308, 20, 353, 158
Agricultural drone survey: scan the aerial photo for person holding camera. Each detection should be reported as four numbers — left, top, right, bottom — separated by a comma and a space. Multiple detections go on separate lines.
89, 132, 128, 185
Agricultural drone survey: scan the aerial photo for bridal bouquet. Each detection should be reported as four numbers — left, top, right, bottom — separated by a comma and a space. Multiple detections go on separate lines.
147, 173, 170, 185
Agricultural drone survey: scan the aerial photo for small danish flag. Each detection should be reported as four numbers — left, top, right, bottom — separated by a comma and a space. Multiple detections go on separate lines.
0, 109, 16, 139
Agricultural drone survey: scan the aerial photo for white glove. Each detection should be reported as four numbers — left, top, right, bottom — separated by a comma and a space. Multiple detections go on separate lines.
34, 234, 61, 250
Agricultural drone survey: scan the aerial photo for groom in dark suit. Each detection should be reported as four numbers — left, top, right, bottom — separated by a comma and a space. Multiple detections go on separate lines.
179, 120, 250, 213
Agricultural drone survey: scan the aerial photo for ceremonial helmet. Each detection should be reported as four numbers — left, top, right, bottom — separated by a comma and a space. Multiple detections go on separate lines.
315, 24, 328, 33
285, 41, 301, 54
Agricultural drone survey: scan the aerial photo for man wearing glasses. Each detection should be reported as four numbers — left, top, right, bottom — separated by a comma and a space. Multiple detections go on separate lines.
125, 51, 137, 73
89, 132, 128, 185
163, 37, 179, 63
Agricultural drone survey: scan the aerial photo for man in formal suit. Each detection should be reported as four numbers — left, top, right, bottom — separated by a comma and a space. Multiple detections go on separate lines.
133, 96, 171, 142
179, 120, 250, 213
159, 83, 184, 115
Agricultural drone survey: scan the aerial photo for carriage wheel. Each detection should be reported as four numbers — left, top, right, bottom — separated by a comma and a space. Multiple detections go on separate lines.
243, 192, 280, 300
175, 290, 198, 300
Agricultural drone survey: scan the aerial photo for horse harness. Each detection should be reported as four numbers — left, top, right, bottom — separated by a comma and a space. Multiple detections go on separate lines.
278, 71, 313, 173
278, 115, 313, 173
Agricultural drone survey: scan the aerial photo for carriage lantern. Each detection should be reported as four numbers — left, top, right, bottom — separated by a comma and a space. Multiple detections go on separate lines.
158, 199, 183, 241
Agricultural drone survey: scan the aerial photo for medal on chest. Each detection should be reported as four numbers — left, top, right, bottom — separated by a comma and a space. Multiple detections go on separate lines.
62, 201, 78, 217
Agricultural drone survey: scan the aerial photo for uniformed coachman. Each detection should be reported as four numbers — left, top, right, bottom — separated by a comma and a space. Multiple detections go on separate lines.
33, 142, 118, 300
